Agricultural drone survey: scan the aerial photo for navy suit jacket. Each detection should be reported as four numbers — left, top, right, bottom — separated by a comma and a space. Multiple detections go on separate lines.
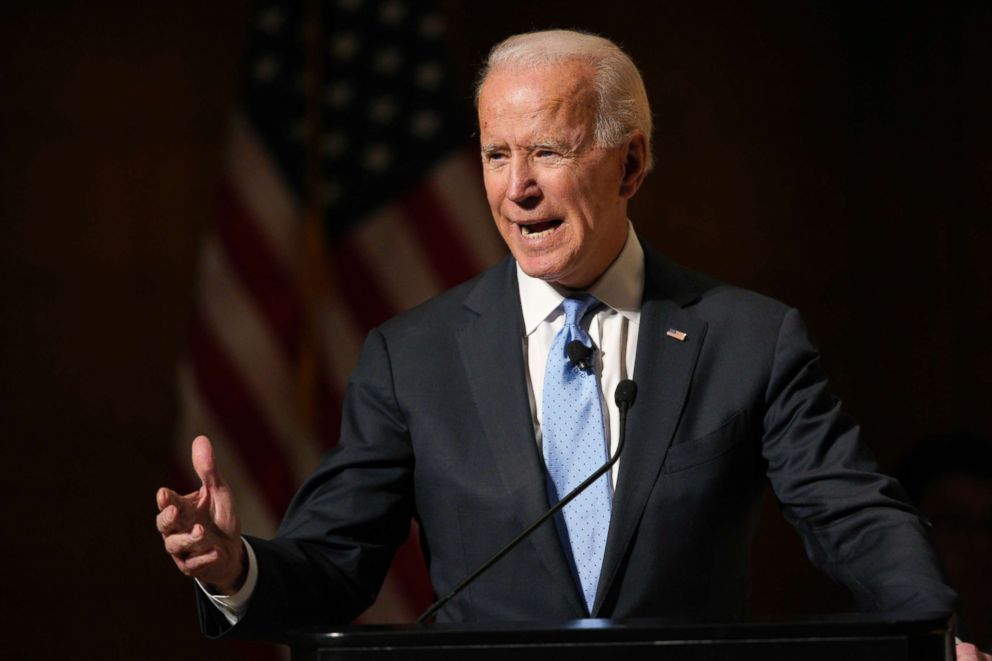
199, 243, 957, 638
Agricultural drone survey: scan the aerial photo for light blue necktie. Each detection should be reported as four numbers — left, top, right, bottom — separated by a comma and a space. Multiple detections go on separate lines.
542, 295, 611, 612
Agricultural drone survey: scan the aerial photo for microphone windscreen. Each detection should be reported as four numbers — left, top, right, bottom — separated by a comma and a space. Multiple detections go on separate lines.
566, 340, 591, 366
615, 379, 637, 407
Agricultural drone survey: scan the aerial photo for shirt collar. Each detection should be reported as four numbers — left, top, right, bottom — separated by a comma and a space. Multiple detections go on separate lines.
517, 221, 644, 336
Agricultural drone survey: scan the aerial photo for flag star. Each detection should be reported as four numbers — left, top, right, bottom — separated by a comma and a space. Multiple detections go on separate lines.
418, 14, 444, 39
379, 0, 407, 25
414, 62, 442, 89
411, 110, 439, 138
253, 56, 280, 82
370, 96, 397, 124
321, 131, 349, 158
373, 48, 403, 75
330, 32, 360, 61
256, 7, 284, 33
324, 81, 354, 109
363, 144, 393, 173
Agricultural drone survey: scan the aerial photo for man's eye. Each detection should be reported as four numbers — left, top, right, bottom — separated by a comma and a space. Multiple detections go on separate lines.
484, 152, 506, 162
536, 149, 557, 158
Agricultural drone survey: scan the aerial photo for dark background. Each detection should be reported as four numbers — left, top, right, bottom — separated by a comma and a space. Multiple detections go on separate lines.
1, 2, 988, 658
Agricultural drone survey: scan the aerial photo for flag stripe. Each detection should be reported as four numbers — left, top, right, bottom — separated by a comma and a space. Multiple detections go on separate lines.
215, 179, 302, 358
198, 239, 320, 480
400, 182, 481, 289
318, 297, 364, 392
353, 205, 444, 311
188, 311, 298, 516
433, 151, 507, 268
330, 238, 397, 331
388, 523, 435, 608
227, 115, 300, 269
355, 564, 418, 624
314, 362, 344, 450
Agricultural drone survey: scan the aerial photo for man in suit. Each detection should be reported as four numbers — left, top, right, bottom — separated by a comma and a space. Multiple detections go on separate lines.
155, 29, 986, 657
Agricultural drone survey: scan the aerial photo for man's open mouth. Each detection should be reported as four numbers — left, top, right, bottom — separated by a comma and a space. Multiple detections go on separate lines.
520, 219, 563, 238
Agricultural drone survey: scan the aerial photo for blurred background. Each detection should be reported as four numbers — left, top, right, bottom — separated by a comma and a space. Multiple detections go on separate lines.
1, 1, 989, 658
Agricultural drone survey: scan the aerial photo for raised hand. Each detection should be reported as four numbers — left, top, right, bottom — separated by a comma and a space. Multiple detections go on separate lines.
156, 435, 246, 594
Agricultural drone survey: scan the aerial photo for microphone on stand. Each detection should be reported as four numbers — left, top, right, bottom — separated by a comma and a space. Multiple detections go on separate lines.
416, 379, 638, 624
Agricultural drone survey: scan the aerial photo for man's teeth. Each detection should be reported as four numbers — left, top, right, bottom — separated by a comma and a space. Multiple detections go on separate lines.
521, 221, 559, 238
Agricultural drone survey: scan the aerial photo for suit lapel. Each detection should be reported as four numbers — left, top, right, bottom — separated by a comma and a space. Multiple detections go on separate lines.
593, 246, 709, 614
456, 258, 584, 613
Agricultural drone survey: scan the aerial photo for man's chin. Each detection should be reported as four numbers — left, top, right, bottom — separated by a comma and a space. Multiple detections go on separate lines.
518, 262, 564, 283
517, 259, 590, 289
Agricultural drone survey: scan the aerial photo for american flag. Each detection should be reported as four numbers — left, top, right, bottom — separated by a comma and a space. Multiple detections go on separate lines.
175, 0, 504, 624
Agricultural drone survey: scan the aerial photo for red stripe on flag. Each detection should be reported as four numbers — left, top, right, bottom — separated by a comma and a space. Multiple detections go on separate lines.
400, 182, 481, 289
329, 236, 396, 331
390, 524, 435, 613
215, 179, 302, 360
188, 311, 298, 516
315, 361, 344, 450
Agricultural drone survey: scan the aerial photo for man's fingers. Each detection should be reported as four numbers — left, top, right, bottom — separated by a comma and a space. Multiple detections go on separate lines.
156, 488, 168, 511
162, 524, 212, 557
155, 488, 197, 533
172, 548, 220, 577
179, 548, 220, 573
156, 487, 183, 512
156, 505, 178, 535
191, 435, 223, 489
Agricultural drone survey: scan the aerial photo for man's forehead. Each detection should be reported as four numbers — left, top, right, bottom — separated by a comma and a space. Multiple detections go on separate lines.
480, 60, 597, 107
478, 107, 594, 150
478, 62, 598, 141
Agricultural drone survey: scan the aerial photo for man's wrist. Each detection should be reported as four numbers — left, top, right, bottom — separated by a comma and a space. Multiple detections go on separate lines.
206, 540, 249, 595
197, 538, 257, 624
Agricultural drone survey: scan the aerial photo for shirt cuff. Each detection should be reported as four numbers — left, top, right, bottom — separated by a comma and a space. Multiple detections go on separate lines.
195, 537, 258, 626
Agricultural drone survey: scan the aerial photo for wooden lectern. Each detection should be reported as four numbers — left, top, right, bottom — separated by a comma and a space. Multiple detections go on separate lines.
285, 612, 954, 660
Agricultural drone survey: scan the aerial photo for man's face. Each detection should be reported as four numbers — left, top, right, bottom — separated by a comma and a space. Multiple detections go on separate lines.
478, 61, 637, 289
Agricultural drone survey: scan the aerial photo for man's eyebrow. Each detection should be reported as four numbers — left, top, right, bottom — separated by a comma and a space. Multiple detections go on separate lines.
531, 138, 578, 154
533, 139, 568, 149
481, 139, 575, 151
480, 137, 581, 157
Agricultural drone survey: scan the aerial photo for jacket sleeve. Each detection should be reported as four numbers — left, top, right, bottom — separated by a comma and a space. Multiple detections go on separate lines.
761, 307, 958, 614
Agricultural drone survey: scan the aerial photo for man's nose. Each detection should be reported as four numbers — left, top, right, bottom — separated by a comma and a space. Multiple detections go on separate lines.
507, 158, 541, 205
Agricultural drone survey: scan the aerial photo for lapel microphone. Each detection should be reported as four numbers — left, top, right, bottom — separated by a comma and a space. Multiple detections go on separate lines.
566, 340, 593, 370
416, 379, 638, 624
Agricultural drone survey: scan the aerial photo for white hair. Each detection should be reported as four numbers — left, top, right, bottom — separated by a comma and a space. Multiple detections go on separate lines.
476, 29, 654, 171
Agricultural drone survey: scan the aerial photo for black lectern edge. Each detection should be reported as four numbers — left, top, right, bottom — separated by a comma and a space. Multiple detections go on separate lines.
282, 611, 954, 649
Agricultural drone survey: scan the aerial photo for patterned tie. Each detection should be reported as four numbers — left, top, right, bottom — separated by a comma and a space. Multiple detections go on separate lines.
542, 294, 611, 612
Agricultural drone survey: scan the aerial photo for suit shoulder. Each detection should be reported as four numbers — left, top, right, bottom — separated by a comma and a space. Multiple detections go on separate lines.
697, 282, 792, 322
649, 251, 793, 322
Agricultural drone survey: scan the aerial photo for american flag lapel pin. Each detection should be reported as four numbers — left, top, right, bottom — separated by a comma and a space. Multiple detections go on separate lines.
666, 328, 687, 342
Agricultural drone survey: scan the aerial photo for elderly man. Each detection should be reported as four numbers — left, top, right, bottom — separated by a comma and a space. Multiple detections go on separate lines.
156, 29, 986, 657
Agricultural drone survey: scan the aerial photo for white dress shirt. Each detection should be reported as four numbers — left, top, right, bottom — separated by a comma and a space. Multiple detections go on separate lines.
202, 222, 645, 623
517, 222, 643, 486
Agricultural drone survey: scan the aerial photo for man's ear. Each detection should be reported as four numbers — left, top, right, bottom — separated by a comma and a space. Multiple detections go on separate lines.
619, 131, 649, 199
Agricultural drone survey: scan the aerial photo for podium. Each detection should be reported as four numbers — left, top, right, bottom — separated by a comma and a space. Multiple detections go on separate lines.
285, 612, 954, 660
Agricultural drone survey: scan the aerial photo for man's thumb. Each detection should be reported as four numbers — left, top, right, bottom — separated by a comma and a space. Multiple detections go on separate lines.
191, 435, 222, 489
